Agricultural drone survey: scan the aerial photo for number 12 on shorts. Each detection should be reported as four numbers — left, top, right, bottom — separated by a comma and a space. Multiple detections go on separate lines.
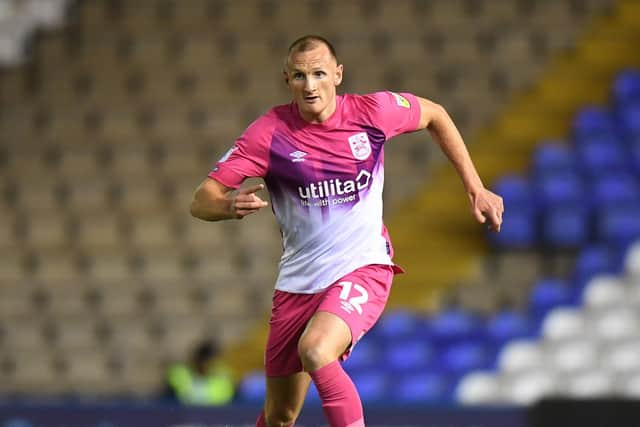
338, 281, 369, 315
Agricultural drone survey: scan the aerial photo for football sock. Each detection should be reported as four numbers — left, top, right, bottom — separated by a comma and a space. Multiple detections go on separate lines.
310, 360, 365, 427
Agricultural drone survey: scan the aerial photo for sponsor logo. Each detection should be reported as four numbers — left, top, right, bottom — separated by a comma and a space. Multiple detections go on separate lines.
289, 150, 308, 162
348, 132, 372, 160
297, 170, 371, 207
391, 91, 410, 108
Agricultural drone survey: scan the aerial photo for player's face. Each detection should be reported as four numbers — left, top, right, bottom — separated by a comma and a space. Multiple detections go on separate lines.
284, 44, 343, 123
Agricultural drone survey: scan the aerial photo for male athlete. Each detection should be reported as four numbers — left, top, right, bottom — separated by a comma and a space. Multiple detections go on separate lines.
190, 35, 503, 427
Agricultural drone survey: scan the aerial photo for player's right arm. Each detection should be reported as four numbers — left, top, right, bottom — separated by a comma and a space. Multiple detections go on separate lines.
192, 113, 274, 222
190, 178, 268, 222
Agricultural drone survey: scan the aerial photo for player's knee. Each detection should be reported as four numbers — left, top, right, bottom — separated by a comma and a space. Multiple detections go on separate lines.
298, 338, 333, 371
264, 407, 297, 427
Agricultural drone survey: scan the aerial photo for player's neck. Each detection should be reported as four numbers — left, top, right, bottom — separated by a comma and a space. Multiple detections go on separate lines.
298, 98, 338, 124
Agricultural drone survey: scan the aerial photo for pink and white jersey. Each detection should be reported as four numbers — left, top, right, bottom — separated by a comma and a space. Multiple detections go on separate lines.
208, 91, 421, 293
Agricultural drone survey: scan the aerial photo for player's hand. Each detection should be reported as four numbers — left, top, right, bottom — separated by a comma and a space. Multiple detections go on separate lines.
468, 187, 503, 233
230, 184, 269, 219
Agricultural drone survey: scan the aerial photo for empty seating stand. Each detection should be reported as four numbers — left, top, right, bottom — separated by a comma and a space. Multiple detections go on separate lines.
0, 0, 616, 400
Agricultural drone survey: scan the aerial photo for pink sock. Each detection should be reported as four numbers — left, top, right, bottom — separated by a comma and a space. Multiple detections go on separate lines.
310, 361, 364, 427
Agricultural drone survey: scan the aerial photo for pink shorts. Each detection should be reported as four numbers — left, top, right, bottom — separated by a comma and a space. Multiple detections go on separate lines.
265, 264, 396, 377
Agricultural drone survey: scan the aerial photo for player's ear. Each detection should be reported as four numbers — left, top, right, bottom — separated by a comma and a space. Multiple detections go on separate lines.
283, 71, 289, 85
335, 64, 343, 86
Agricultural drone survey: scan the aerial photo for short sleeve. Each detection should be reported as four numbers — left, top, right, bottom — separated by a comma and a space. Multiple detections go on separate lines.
207, 116, 272, 188
359, 91, 421, 140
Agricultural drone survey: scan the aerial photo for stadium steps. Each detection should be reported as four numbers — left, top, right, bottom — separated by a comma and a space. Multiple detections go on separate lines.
386, 0, 640, 312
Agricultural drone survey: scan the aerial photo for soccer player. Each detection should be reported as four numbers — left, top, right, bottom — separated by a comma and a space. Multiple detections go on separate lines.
190, 35, 503, 427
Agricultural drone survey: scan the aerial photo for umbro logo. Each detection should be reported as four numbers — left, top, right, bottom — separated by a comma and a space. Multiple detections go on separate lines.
289, 150, 308, 162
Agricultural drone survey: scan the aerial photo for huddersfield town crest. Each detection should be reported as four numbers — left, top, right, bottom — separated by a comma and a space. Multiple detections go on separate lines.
348, 132, 371, 160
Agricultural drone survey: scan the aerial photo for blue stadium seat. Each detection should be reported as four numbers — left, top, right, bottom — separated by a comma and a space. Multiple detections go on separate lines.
490, 175, 538, 248
372, 310, 420, 340
343, 338, 382, 374
381, 340, 434, 373
572, 106, 616, 140
533, 171, 585, 208
306, 382, 321, 403
492, 174, 535, 210
631, 139, 640, 174
591, 173, 640, 209
437, 341, 494, 378
529, 279, 573, 323
237, 371, 266, 403
488, 205, 537, 249
486, 310, 536, 349
597, 203, 640, 247
571, 245, 619, 297
389, 372, 450, 404
574, 137, 628, 177
616, 101, 640, 138
531, 141, 577, 176
351, 371, 388, 403
541, 203, 589, 248
612, 69, 640, 106
428, 308, 485, 348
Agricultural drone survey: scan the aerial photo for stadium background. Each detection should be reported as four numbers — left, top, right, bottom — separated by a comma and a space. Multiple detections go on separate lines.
1, 0, 640, 425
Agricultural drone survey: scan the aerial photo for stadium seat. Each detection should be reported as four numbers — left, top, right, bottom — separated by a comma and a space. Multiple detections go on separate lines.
624, 240, 640, 279
572, 245, 619, 291
591, 173, 640, 209
498, 340, 545, 374
382, 340, 434, 373
572, 106, 616, 140
616, 101, 640, 138
612, 69, 640, 106
372, 310, 421, 340
541, 307, 586, 342
533, 171, 584, 209
485, 310, 535, 349
488, 204, 537, 248
456, 371, 501, 405
438, 341, 494, 378
592, 307, 639, 342
619, 371, 640, 398
428, 308, 485, 347
630, 139, 640, 175
597, 203, 640, 246
83, 249, 134, 283
5, 352, 60, 395
0, 286, 33, 318
562, 370, 614, 398
541, 203, 589, 248
581, 274, 627, 310
529, 279, 573, 322
601, 340, 640, 375
575, 136, 628, 177
390, 371, 450, 404
350, 371, 388, 403
223, 365, 275, 403
342, 339, 382, 373
531, 141, 576, 176
502, 369, 557, 405
547, 338, 598, 374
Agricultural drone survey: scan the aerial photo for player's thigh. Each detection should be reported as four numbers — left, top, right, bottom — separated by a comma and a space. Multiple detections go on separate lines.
264, 371, 311, 420
299, 311, 352, 362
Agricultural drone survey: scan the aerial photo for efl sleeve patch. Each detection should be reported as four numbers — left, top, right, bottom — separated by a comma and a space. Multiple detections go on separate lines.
390, 92, 410, 109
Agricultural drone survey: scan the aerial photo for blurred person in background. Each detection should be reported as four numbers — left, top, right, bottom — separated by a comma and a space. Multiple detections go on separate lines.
190, 35, 503, 426
165, 340, 234, 406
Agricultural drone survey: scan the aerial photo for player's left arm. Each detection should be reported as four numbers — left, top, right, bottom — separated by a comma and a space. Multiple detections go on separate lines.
415, 96, 503, 232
